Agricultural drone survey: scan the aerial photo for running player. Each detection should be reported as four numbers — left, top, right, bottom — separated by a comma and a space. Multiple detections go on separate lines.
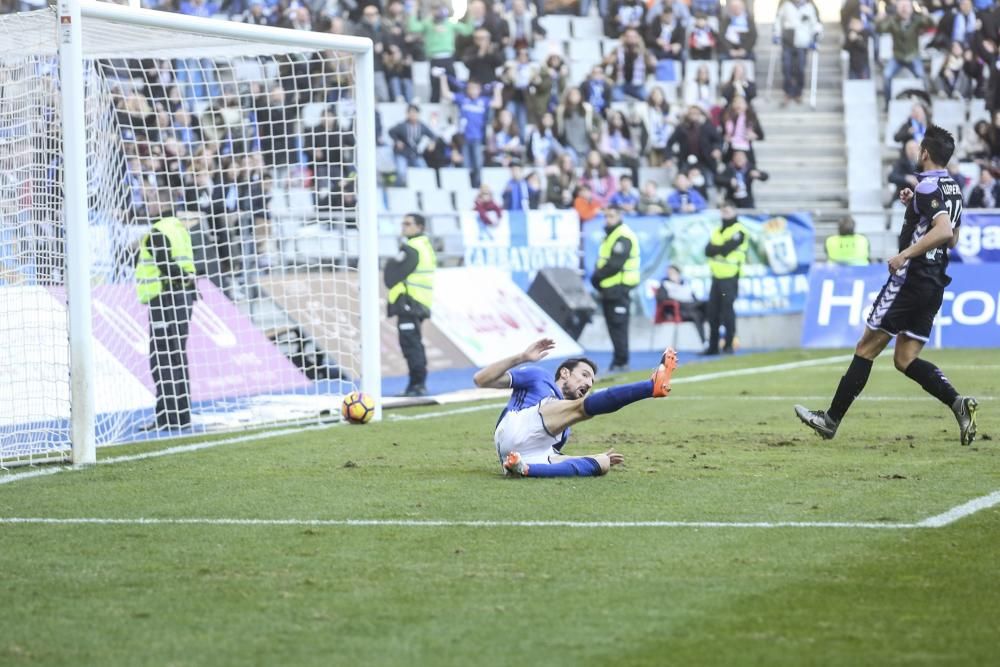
795, 125, 979, 445
473, 338, 677, 477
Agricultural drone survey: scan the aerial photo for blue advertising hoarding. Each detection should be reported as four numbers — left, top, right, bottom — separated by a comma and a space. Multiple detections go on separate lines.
952, 213, 1000, 264
801, 264, 1000, 348
582, 211, 815, 317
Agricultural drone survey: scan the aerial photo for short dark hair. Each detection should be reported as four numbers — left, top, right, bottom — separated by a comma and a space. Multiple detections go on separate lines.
407, 103, 420, 114
554, 357, 598, 381
405, 213, 426, 229
921, 125, 956, 167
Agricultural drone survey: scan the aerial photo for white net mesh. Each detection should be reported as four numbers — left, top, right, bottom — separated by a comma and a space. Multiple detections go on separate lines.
0, 9, 372, 466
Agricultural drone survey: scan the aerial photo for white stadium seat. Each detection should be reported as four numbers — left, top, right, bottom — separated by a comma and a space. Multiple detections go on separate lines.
438, 167, 472, 192
386, 187, 420, 213
406, 167, 439, 191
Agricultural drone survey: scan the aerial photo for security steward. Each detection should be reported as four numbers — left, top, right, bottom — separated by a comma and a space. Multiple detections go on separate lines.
590, 207, 640, 373
704, 201, 749, 355
137, 212, 198, 430
385, 213, 436, 397
825, 216, 871, 266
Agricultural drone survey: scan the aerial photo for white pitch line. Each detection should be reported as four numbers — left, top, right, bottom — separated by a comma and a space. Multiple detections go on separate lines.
388, 403, 505, 421
916, 490, 1000, 528
0, 516, 919, 529
665, 396, 997, 401
670, 354, 854, 385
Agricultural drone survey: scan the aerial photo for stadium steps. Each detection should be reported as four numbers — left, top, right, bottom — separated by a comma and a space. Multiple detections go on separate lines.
751, 23, 849, 217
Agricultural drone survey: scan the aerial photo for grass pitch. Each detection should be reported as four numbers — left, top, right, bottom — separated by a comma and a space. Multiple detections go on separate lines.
1, 349, 998, 666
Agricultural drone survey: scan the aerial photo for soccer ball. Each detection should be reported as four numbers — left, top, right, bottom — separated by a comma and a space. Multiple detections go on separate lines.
341, 391, 375, 424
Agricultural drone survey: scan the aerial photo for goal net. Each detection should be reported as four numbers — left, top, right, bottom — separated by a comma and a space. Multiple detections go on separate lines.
0, 2, 380, 467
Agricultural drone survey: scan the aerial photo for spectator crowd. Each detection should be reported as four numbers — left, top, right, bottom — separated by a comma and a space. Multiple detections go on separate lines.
840, 0, 1000, 210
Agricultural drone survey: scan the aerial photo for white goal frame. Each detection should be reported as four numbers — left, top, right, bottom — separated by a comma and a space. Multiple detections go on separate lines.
56, 0, 380, 465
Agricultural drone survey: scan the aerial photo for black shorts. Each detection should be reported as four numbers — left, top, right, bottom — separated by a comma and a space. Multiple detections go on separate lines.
866, 277, 944, 342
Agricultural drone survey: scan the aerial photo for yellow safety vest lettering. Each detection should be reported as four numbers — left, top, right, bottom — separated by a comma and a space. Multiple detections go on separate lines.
388, 234, 437, 310
136, 217, 196, 304
597, 224, 641, 289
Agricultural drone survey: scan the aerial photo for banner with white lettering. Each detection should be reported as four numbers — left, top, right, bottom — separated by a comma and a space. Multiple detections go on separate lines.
431, 267, 584, 366
951, 213, 1000, 263
582, 212, 815, 317
460, 210, 580, 290
801, 264, 1000, 348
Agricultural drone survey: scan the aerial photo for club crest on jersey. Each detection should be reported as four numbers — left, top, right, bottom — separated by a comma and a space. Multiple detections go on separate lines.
931, 199, 940, 209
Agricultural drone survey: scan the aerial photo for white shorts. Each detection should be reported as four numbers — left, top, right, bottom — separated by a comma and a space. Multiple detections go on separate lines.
494, 399, 561, 467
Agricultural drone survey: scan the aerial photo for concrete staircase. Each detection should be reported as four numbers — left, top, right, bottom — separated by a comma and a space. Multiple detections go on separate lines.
751, 24, 847, 243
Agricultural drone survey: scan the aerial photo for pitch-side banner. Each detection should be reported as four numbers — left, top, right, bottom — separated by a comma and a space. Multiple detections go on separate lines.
581, 212, 815, 316
801, 264, 1000, 348
951, 213, 1000, 263
431, 267, 584, 366
460, 210, 580, 291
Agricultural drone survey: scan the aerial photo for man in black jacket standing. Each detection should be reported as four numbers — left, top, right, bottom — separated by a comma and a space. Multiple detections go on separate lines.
384, 213, 437, 397
591, 207, 641, 373
703, 201, 748, 355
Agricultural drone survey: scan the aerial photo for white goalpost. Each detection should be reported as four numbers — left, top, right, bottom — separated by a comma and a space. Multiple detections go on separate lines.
0, 0, 380, 467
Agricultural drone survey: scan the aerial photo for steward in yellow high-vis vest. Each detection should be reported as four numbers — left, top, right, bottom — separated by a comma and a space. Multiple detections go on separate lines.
590, 208, 640, 372
384, 213, 437, 397
704, 202, 749, 355
825, 217, 870, 266
136, 215, 198, 432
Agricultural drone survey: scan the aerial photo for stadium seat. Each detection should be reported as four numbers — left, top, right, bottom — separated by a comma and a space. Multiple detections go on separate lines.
232, 59, 264, 82
719, 59, 755, 83
611, 100, 648, 119
654, 59, 682, 83
453, 61, 469, 82
568, 40, 602, 69
406, 167, 439, 191
889, 77, 924, 100
639, 167, 674, 188
452, 187, 477, 211
437, 167, 472, 192
969, 98, 988, 123
411, 61, 431, 102
570, 60, 595, 86
428, 214, 461, 236
932, 99, 966, 132
538, 15, 572, 42
379, 102, 408, 133
479, 167, 512, 197
571, 16, 603, 40
420, 189, 455, 213
386, 187, 420, 213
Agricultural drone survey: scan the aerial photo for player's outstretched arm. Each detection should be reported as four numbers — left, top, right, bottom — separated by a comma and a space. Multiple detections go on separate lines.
473, 338, 555, 389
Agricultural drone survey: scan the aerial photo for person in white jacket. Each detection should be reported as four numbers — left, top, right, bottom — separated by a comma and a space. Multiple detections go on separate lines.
775, 0, 822, 105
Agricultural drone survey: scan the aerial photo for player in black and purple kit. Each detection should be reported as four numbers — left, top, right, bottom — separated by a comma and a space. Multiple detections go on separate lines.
795, 125, 979, 446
